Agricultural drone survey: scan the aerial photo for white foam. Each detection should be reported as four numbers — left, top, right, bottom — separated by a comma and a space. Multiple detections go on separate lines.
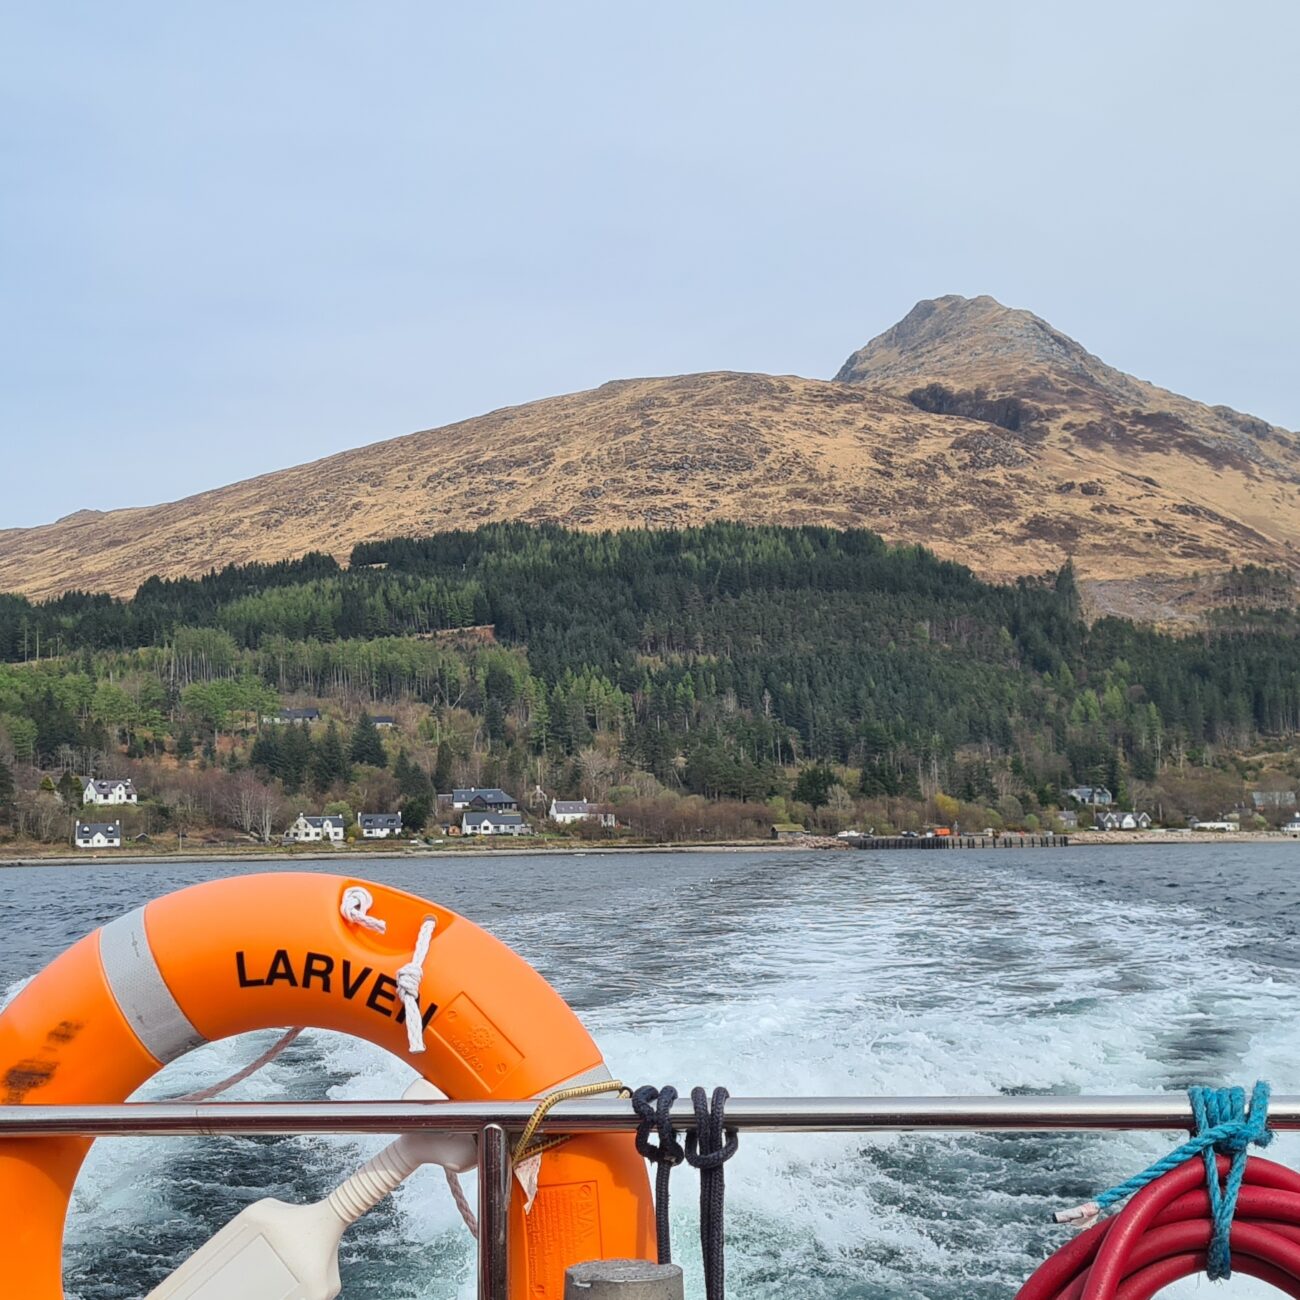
4, 852, 1296, 1297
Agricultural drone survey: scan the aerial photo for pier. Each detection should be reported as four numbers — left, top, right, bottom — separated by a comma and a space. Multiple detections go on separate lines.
855, 833, 1069, 850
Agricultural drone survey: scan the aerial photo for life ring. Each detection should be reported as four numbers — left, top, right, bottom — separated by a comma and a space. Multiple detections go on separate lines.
0, 872, 653, 1298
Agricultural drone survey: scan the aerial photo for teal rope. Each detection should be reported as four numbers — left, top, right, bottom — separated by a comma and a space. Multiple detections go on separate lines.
1082, 1082, 1272, 1280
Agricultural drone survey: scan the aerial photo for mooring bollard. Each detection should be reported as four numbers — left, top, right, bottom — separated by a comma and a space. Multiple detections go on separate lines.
564, 1260, 685, 1299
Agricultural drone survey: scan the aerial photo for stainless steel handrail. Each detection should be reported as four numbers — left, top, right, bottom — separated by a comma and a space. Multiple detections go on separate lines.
0, 1094, 1297, 1136
2, 1096, 1288, 1300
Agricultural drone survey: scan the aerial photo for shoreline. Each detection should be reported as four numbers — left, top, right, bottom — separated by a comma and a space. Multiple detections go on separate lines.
0, 829, 1295, 868
0, 840, 816, 869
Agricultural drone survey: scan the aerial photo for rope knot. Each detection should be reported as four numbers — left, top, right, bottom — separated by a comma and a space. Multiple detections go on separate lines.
633, 1085, 685, 1167
683, 1085, 738, 1173
340, 885, 387, 933
1054, 1081, 1272, 1284
395, 962, 423, 1002
1191, 1081, 1272, 1280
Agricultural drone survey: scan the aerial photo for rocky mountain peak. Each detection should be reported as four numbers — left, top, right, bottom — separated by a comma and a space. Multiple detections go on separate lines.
834, 294, 1135, 400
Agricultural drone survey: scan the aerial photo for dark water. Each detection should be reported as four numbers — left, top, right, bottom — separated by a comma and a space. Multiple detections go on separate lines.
2, 842, 1297, 1299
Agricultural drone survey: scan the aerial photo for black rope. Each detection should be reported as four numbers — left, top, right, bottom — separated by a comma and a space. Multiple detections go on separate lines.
632, 1084, 684, 1264
684, 1086, 739, 1300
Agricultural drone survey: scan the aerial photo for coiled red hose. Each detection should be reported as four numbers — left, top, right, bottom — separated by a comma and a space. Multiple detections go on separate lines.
1017, 1155, 1300, 1299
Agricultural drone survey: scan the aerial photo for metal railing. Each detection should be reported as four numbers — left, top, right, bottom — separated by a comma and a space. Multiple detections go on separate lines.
4, 1095, 1299, 1298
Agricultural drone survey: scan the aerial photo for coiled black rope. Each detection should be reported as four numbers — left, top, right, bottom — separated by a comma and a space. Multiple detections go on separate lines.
685, 1086, 738, 1300
632, 1084, 738, 1298
632, 1084, 684, 1263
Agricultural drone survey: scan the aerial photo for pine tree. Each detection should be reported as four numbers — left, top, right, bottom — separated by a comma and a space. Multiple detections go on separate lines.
349, 712, 387, 767
57, 770, 82, 806
281, 723, 313, 793
402, 793, 431, 832
311, 721, 351, 793
432, 741, 454, 793
393, 749, 430, 799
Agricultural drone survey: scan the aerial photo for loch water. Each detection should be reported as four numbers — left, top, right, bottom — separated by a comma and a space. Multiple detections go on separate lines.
3, 843, 1298, 1299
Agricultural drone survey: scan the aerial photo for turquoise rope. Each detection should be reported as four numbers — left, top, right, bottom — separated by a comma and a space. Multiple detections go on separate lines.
1085, 1081, 1272, 1281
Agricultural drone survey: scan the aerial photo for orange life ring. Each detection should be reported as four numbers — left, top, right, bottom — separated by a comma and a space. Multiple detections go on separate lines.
0, 872, 653, 1298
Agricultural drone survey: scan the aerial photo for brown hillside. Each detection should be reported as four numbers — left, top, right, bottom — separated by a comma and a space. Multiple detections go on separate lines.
2, 295, 1297, 618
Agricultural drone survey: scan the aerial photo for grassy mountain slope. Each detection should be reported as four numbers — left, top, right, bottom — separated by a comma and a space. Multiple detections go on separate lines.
2, 296, 1296, 615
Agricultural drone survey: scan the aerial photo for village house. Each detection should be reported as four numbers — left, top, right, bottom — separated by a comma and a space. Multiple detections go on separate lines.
1056, 810, 1079, 831
462, 811, 530, 837
451, 787, 519, 812
264, 707, 322, 725
1065, 786, 1113, 807
358, 812, 403, 839
771, 823, 808, 841
1190, 818, 1238, 832
75, 820, 122, 849
283, 813, 346, 843
371, 715, 397, 729
83, 778, 137, 806
548, 798, 615, 827
1286, 815, 1300, 838
1097, 811, 1153, 831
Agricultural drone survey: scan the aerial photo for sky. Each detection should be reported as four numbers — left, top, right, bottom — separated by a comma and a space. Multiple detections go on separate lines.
2, 1, 1298, 528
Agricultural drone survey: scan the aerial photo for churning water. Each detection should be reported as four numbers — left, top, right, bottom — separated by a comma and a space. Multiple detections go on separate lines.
3, 843, 1299, 1299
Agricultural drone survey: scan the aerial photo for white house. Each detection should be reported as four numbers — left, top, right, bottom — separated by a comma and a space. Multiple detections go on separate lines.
83, 778, 137, 806
1285, 815, 1300, 838
1065, 786, 1113, 807
462, 811, 530, 837
1190, 819, 1238, 832
549, 798, 616, 828
358, 812, 402, 839
263, 707, 322, 725
1098, 811, 1153, 831
76, 820, 122, 849
284, 813, 346, 843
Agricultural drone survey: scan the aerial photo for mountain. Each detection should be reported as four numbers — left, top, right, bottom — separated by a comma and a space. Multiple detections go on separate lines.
2, 295, 1297, 617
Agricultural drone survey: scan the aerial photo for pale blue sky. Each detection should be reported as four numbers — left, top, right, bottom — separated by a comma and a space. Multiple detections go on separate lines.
2, 1, 1297, 528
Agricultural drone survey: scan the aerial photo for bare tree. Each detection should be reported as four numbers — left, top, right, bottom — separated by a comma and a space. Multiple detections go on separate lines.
226, 772, 284, 843
14, 791, 67, 843
576, 746, 619, 801
254, 785, 285, 843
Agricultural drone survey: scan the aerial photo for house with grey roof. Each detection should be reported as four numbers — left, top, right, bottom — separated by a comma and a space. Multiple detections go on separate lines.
1065, 785, 1113, 807
83, 778, 137, 806
462, 811, 530, 837
451, 787, 519, 812
265, 707, 322, 724
76, 820, 122, 849
549, 798, 615, 828
1097, 810, 1152, 831
284, 813, 346, 843
359, 812, 403, 839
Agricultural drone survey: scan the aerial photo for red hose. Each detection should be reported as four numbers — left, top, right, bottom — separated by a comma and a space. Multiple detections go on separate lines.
1017, 1157, 1300, 1299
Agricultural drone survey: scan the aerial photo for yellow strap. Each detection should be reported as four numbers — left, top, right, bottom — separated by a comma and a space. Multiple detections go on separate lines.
512, 1079, 630, 1165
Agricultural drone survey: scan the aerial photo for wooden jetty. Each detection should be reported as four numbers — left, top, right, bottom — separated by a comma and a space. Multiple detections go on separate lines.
854, 834, 1069, 850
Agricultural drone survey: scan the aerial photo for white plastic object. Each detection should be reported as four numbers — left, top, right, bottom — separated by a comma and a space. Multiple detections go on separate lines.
145, 1080, 475, 1300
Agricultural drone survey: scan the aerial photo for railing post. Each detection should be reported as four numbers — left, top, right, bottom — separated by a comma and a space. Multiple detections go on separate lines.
478, 1123, 512, 1300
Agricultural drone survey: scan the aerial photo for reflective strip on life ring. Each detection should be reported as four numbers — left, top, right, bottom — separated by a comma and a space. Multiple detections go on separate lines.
0, 872, 653, 1299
